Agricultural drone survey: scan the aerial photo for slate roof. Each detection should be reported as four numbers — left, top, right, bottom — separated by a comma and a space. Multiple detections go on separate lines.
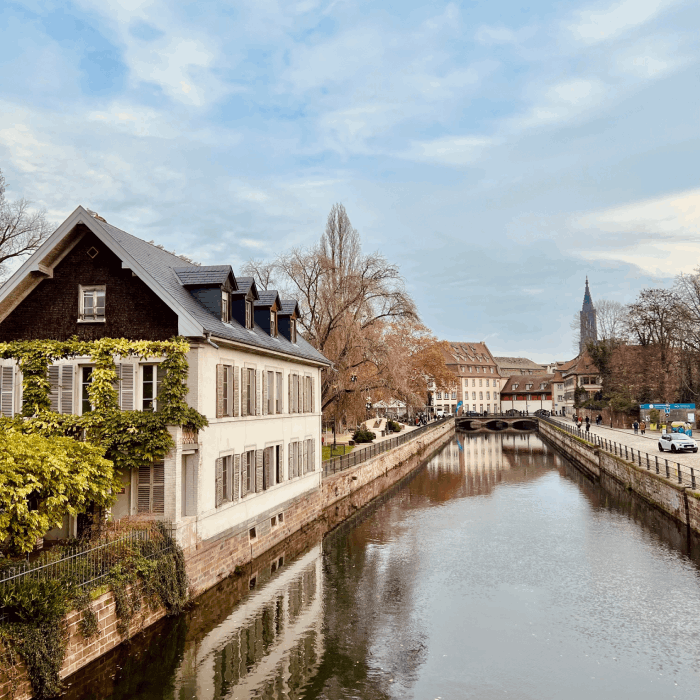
173, 266, 234, 287
494, 357, 545, 370
255, 290, 280, 308
279, 300, 300, 316
98, 220, 329, 365
232, 277, 255, 295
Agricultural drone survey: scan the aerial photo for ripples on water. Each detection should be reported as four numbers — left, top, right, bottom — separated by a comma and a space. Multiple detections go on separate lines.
63, 432, 700, 700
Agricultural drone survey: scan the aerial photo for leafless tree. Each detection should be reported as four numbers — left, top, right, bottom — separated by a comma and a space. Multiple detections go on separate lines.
0, 170, 52, 281
240, 258, 276, 290
596, 299, 627, 341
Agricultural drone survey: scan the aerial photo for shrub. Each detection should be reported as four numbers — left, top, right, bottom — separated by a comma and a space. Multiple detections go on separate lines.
387, 421, 402, 432
352, 429, 376, 443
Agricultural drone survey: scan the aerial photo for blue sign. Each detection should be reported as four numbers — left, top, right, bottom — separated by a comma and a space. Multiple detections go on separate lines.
640, 403, 695, 410
457, 401, 463, 409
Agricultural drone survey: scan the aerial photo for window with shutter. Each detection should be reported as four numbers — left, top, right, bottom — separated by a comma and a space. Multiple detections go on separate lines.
262, 369, 268, 416
247, 450, 256, 492
240, 452, 248, 497
256, 370, 261, 416
1, 365, 14, 417
137, 461, 165, 514
233, 366, 240, 417
276, 372, 282, 413
215, 458, 223, 507
288, 374, 292, 414
233, 454, 240, 502
267, 371, 274, 414
142, 365, 162, 411
242, 368, 249, 417
310, 438, 316, 472
184, 456, 198, 516
255, 449, 263, 493
288, 442, 293, 479
310, 376, 315, 413
81, 367, 93, 414
262, 448, 269, 490
222, 367, 229, 416
216, 364, 224, 418
61, 366, 74, 414
303, 440, 308, 474
119, 364, 134, 410
277, 444, 284, 483
49, 365, 60, 412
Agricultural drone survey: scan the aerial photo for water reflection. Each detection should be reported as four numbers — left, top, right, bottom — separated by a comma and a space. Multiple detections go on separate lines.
63, 432, 700, 700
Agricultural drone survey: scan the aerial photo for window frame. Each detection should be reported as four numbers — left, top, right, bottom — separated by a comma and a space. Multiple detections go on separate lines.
270, 310, 278, 337
142, 363, 163, 412
290, 319, 297, 344
245, 299, 253, 329
80, 365, 93, 414
78, 285, 106, 323
221, 291, 230, 323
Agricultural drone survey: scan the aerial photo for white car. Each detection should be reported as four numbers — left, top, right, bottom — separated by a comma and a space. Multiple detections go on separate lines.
658, 433, 698, 453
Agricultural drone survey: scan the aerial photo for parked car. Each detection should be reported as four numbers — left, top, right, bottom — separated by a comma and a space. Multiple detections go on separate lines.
464, 411, 480, 417
534, 409, 551, 417
658, 433, 698, 453
435, 409, 445, 419
505, 409, 518, 416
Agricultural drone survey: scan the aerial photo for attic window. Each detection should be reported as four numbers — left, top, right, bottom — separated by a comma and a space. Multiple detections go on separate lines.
512, 383, 519, 389
79, 285, 105, 322
270, 310, 277, 337
290, 319, 297, 344
221, 291, 230, 323
245, 300, 253, 329
87, 247, 99, 259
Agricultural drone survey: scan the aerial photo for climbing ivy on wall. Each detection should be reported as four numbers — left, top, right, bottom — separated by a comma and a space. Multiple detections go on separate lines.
0, 336, 207, 554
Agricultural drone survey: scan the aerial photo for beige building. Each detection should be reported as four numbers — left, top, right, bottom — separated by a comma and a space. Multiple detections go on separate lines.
429, 342, 503, 415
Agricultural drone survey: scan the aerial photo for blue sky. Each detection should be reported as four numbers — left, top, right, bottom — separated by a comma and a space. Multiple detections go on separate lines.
1, 0, 698, 362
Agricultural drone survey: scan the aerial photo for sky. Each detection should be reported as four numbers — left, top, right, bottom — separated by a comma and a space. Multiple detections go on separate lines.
0, 0, 699, 362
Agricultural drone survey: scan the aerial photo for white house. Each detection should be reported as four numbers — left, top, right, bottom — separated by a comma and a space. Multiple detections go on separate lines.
0, 206, 330, 564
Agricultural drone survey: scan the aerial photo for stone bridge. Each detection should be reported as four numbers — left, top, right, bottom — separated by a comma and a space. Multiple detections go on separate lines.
456, 415, 539, 432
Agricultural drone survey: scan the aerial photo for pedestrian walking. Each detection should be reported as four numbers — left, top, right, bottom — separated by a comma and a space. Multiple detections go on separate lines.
640, 420, 646, 436
585, 415, 590, 426
586, 422, 590, 434
633, 420, 639, 435
596, 414, 602, 426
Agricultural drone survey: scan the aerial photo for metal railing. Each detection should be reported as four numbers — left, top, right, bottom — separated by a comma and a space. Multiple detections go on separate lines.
322, 417, 453, 477
0, 523, 173, 593
542, 417, 700, 490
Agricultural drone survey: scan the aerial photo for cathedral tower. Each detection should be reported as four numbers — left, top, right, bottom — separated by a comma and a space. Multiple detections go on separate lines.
579, 277, 598, 354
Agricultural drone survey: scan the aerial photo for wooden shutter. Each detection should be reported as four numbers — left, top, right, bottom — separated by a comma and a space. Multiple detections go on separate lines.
215, 458, 223, 507
256, 370, 262, 416
255, 449, 263, 493
185, 458, 198, 516
262, 448, 269, 490
278, 443, 284, 482
310, 376, 315, 413
288, 442, 293, 479
1, 366, 13, 417
61, 365, 74, 414
233, 366, 240, 417
119, 364, 134, 410
153, 461, 165, 514
49, 365, 60, 412
262, 370, 268, 416
233, 454, 240, 502
240, 453, 247, 496
226, 366, 234, 416
137, 464, 152, 513
311, 438, 316, 472
288, 374, 292, 414
216, 364, 224, 418
302, 440, 308, 474
242, 369, 249, 417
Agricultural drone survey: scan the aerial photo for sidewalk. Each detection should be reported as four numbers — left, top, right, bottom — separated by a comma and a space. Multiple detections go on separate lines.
323, 423, 420, 448
550, 417, 700, 469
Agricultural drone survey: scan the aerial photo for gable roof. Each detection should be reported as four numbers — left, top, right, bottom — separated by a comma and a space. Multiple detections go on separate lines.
255, 290, 281, 309
501, 373, 560, 393
279, 300, 300, 317
0, 207, 329, 366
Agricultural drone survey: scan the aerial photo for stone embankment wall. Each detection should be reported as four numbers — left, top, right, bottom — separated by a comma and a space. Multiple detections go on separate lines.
0, 419, 454, 700
540, 420, 700, 531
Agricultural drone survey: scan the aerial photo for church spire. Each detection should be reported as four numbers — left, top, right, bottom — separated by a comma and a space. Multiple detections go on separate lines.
579, 277, 597, 354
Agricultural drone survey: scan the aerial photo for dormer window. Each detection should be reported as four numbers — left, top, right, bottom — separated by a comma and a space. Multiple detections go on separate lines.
270, 310, 277, 337
79, 285, 105, 322
221, 291, 230, 323
245, 300, 253, 329
512, 383, 519, 389
290, 319, 297, 344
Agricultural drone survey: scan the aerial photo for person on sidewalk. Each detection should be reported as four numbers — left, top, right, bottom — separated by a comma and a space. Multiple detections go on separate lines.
633, 420, 639, 435
586, 422, 590, 434
585, 416, 590, 426
640, 420, 646, 436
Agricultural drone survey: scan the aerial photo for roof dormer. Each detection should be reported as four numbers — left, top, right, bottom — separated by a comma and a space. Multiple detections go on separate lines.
231, 277, 259, 330
254, 290, 282, 337
174, 265, 237, 323
278, 299, 301, 343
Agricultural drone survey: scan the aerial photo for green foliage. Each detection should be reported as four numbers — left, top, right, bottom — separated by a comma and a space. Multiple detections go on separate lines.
609, 392, 635, 412
0, 429, 117, 555
352, 428, 376, 443
387, 420, 402, 432
573, 386, 588, 408
650, 408, 661, 423
73, 588, 99, 641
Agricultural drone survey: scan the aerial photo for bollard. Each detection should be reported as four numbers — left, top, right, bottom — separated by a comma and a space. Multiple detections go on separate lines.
678, 463, 682, 485
625, 445, 628, 460
665, 459, 670, 478
631, 447, 634, 462
692, 468, 696, 490
646, 453, 650, 470
655, 455, 659, 474
639, 450, 642, 467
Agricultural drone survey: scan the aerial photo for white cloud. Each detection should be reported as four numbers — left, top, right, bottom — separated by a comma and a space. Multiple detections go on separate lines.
402, 136, 495, 166
566, 0, 681, 44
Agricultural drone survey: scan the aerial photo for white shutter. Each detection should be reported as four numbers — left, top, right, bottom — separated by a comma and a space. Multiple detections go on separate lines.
119, 364, 134, 410
137, 465, 151, 513
256, 370, 261, 416
226, 366, 234, 417
310, 376, 315, 413
1, 365, 14, 417
48, 365, 60, 412
262, 371, 268, 416
152, 461, 165, 514
288, 442, 293, 480
233, 454, 240, 502
60, 365, 74, 414
185, 458, 198, 516
311, 438, 316, 472
241, 453, 248, 496
215, 458, 223, 507
233, 366, 240, 417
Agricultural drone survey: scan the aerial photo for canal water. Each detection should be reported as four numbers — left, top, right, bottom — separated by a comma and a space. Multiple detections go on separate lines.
62, 432, 700, 700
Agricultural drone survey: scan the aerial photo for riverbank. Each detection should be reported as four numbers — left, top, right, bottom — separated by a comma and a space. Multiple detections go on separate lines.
0, 418, 455, 700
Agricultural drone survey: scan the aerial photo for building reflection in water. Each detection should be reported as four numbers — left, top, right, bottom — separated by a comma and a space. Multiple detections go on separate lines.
175, 544, 324, 700
427, 431, 564, 496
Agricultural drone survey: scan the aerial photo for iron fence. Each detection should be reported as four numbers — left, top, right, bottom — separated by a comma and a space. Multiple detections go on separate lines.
322, 417, 452, 477
0, 522, 174, 593
542, 417, 700, 490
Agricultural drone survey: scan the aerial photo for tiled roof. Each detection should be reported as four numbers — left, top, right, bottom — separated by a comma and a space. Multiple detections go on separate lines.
443, 341, 497, 365
279, 300, 299, 316
494, 357, 545, 370
173, 266, 233, 286
501, 374, 556, 393
233, 277, 255, 295
98, 220, 329, 365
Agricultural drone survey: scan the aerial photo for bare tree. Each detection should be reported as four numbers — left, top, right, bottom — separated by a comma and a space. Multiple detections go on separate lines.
0, 169, 52, 281
240, 258, 276, 290
596, 299, 627, 341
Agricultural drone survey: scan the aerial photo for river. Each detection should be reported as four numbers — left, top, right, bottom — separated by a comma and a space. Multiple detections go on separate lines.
62, 431, 700, 699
